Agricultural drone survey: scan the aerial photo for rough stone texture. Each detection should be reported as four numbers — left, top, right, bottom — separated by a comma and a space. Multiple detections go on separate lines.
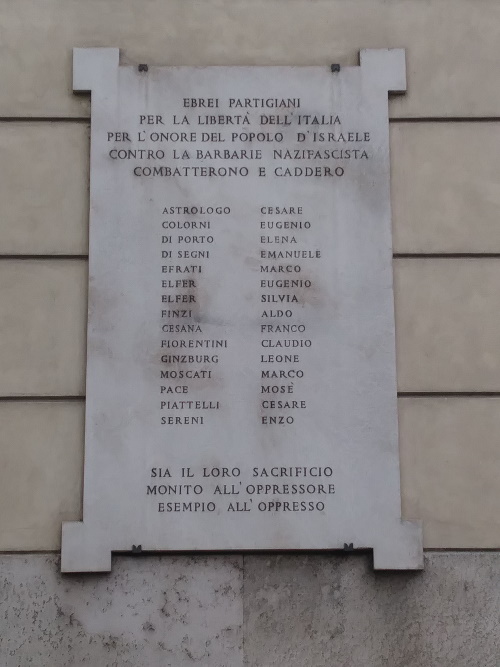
244, 552, 500, 667
0, 260, 87, 396
394, 258, 500, 392
0, 554, 243, 667
0, 123, 89, 255
1, 0, 500, 118
391, 122, 500, 254
0, 401, 84, 551
399, 397, 500, 548
1, 553, 499, 666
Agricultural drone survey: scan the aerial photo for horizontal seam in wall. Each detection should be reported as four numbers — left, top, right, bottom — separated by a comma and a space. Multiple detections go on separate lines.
0, 550, 61, 555
0, 117, 89, 123
0, 117, 499, 123
390, 117, 500, 123
2, 254, 500, 260
0, 396, 84, 402
0, 549, 498, 556
423, 548, 500, 553
0, 255, 89, 260
1, 394, 500, 401
394, 253, 500, 259
398, 392, 500, 397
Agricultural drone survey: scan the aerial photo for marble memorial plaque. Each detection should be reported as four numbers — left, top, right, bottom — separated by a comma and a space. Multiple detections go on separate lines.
61, 48, 423, 572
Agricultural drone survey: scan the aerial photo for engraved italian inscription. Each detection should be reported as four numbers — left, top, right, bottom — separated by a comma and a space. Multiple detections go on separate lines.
61, 49, 423, 572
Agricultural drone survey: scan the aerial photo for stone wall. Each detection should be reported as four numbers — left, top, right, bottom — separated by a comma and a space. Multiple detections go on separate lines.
1, 0, 500, 664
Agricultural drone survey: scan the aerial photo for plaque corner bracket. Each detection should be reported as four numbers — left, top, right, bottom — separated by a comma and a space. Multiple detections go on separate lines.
73, 47, 120, 94
372, 519, 424, 571
61, 520, 112, 574
360, 48, 407, 94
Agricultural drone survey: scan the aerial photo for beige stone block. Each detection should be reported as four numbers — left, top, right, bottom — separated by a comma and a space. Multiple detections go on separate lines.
1, 0, 500, 118
2, 121, 500, 256
0, 401, 84, 551
2, 397, 499, 551
0, 260, 87, 396
394, 258, 500, 392
1, 258, 499, 394
3, 122, 500, 256
400, 396, 500, 548
392, 123, 500, 253
0, 123, 89, 255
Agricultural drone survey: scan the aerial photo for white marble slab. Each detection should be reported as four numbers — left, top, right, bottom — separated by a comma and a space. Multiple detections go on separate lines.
62, 48, 422, 572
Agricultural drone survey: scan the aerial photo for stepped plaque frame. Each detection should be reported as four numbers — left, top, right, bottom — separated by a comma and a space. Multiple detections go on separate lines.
62, 48, 423, 573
